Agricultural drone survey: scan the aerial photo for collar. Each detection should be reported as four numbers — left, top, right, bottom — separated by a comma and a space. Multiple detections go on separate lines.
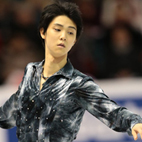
33, 59, 74, 79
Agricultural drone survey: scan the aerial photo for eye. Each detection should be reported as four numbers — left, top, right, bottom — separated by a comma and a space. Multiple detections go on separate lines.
68, 32, 73, 35
54, 28, 61, 32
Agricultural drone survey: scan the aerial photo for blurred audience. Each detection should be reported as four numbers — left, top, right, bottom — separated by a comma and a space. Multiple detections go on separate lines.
101, 0, 142, 78
101, 0, 142, 31
104, 24, 142, 78
0, 0, 142, 85
0, 33, 44, 85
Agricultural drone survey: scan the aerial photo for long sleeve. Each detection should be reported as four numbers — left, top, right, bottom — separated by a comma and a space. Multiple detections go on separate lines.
76, 77, 142, 136
0, 88, 20, 129
0, 63, 29, 129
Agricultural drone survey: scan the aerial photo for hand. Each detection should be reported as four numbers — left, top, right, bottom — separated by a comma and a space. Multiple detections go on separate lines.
132, 123, 142, 141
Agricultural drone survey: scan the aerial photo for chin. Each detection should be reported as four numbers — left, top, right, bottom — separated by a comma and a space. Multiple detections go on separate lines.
52, 54, 67, 59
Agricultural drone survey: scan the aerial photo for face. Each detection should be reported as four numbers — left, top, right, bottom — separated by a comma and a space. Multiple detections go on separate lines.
40, 15, 77, 58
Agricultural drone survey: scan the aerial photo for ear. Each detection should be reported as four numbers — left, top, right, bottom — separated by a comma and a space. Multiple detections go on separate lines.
40, 28, 45, 39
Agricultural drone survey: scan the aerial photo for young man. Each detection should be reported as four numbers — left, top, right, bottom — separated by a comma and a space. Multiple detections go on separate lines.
0, 1, 142, 142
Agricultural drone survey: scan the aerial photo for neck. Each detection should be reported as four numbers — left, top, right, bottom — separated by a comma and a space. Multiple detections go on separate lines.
43, 54, 67, 78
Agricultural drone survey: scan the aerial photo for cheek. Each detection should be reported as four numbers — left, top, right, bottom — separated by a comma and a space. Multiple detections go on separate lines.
67, 42, 75, 52
68, 35, 76, 43
46, 30, 57, 39
46, 34, 57, 45
69, 38, 76, 47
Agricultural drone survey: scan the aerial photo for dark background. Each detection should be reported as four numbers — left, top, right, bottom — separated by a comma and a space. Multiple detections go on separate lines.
0, 0, 142, 85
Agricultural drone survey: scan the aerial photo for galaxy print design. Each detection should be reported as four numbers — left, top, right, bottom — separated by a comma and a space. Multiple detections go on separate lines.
0, 60, 142, 142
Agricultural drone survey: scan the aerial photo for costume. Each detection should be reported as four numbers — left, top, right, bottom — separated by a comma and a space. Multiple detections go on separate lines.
0, 60, 142, 142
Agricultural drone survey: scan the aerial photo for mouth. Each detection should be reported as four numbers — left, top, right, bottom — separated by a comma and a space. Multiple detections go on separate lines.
57, 43, 65, 48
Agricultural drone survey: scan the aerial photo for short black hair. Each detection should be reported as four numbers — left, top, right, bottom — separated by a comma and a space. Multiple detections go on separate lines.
38, 1, 83, 40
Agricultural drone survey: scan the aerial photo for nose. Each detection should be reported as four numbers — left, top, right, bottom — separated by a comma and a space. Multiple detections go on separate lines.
60, 32, 66, 41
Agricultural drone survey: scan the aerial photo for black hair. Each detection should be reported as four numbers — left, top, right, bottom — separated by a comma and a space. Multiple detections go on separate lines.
38, 1, 83, 41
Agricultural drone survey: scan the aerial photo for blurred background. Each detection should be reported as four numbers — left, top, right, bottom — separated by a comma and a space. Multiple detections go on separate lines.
0, 0, 142, 142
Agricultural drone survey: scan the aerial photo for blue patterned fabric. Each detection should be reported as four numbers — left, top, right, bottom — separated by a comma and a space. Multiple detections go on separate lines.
0, 60, 142, 142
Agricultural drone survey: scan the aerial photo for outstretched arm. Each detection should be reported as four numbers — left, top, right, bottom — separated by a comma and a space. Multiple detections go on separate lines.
76, 76, 142, 138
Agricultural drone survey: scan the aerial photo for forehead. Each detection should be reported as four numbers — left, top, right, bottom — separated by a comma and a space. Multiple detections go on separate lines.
49, 15, 77, 29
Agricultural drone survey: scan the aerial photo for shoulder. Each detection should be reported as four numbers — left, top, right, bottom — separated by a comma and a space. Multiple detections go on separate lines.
72, 69, 104, 93
23, 61, 41, 76
71, 69, 95, 87
73, 69, 94, 81
25, 61, 40, 69
25, 61, 42, 71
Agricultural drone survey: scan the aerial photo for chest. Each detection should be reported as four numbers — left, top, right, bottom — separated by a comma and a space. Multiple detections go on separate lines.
18, 74, 76, 111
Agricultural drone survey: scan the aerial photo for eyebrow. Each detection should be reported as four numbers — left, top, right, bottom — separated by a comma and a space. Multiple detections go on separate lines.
54, 23, 76, 30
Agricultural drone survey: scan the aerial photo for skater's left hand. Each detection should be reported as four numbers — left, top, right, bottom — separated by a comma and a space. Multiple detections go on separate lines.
132, 123, 142, 141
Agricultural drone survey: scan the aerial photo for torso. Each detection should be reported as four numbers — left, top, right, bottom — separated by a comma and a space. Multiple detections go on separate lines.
16, 61, 89, 142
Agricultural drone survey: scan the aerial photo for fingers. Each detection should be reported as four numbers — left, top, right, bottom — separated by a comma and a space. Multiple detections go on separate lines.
132, 123, 142, 140
139, 129, 142, 140
132, 129, 138, 141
